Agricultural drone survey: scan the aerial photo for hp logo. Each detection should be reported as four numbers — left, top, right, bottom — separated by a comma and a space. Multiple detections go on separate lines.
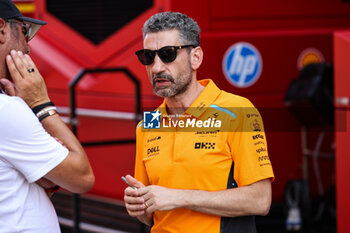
222, 42, 262, 88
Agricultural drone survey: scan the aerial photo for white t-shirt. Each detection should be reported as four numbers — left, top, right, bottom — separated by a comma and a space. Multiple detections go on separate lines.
0, 94, 68, 233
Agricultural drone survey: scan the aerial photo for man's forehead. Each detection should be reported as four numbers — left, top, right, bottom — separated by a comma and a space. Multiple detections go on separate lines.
143, 30, 181, 48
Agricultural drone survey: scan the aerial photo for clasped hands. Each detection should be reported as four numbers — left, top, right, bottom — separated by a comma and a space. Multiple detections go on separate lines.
123, 175, 183, 217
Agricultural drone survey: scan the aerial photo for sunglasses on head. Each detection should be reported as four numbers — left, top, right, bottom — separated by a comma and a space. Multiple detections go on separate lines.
135, 44, 198, 65
6, 19, 32, 42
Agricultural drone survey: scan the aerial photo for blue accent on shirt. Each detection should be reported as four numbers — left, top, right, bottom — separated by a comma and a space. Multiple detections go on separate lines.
209, 104, 237, 119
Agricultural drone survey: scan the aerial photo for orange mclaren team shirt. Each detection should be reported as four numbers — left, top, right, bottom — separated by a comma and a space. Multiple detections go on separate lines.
135, 79, 274, 233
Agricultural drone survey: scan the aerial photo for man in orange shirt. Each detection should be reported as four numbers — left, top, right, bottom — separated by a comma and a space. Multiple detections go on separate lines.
124, 12, 274, 233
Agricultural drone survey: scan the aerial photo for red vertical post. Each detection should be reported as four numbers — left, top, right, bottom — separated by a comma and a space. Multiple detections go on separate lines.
334, 31, 350, 233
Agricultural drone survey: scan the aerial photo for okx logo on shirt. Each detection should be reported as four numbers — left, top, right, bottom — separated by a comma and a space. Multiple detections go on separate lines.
143, 110, 161, 129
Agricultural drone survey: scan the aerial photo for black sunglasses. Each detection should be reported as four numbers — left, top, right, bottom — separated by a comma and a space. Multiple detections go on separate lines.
135, 45, 198, 65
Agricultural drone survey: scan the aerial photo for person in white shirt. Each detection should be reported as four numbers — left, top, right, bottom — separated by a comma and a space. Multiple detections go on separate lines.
0, 0, 95, 232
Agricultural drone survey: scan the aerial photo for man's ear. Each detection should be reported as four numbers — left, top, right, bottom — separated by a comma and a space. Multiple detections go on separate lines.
0, 18, 8, 44
190, 46, 203, 71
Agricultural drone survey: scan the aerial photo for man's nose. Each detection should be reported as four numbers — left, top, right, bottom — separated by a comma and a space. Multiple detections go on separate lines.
150, 55, 166, 74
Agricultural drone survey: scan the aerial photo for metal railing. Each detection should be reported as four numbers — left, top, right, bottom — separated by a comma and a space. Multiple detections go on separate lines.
68, 67, 142, 233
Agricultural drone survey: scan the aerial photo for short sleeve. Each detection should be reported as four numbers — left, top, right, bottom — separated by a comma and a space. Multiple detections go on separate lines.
228, 100, 274, 187
0, 97, 68, 183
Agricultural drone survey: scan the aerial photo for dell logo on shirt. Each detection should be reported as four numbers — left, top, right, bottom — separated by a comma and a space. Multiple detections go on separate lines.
222, 42, 263, 88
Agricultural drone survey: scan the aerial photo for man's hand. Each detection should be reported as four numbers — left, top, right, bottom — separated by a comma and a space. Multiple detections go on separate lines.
36, 177, 57, 198
123, 175, 152, 226
1, 52, 94, 194
36, 177, 56, 189
2, 50, 50, 108
124, 176, 184, 218
138, 185, 183, 214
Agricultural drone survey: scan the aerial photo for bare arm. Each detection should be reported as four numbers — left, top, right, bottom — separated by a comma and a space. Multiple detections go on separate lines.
2, 50, 94, 193
138, 178, 272, 217
40, 113, 95, 193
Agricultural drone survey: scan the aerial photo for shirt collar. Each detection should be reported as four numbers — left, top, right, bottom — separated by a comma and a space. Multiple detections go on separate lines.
185, 79, 221, 118
157, 100, 167, 116
157, 79, 221, 118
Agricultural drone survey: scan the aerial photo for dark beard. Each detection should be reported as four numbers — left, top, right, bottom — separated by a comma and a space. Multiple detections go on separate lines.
152, 73, 192, 98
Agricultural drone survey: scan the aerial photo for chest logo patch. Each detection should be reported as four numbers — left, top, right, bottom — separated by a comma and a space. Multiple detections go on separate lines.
194, 142, 216, 149
147, 146, 159, 155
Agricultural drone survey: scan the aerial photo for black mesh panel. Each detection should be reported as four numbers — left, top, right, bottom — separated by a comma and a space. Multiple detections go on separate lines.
47, 0, 153, 44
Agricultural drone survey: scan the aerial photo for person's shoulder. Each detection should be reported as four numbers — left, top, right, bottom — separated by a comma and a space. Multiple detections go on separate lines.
0, 95, 38, 136
215, 90, 255, 108
0, 95, 28, 111
209, 91, 257, 121
136, 120, 144, 131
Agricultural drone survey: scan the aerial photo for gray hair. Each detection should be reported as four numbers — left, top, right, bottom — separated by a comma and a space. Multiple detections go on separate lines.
142, 12, 200, 46
7, 20, 20, 38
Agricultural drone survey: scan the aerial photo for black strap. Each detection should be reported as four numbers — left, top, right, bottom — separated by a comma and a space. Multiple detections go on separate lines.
32, 101, 55, 114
